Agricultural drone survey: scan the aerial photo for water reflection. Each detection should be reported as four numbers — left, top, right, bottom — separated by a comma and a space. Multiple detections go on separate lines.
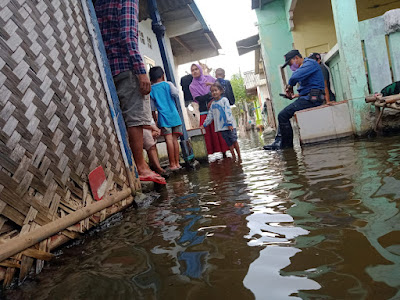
5, 132, 400, 300
353, 143, 400, 299
244, 246, 320, 299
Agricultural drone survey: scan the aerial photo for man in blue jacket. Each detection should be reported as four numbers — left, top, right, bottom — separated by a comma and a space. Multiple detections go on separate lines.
264, 50, 325, 150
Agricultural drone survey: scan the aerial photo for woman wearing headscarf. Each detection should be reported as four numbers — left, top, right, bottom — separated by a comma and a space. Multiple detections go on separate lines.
189, 64, 229, 156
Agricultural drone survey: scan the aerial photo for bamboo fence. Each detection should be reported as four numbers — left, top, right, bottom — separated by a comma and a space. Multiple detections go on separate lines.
0, 0, 138, 286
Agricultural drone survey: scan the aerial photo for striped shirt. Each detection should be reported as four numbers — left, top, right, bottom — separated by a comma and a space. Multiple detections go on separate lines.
95, 0, 146, 76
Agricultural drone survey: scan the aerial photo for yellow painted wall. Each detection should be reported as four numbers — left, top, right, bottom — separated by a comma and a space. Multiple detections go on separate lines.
291, 0, 399, 55
292, 0, 337, 56
356, 0, 400, 21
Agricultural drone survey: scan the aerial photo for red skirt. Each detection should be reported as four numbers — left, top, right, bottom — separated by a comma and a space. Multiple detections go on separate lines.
200, 114, 229, 155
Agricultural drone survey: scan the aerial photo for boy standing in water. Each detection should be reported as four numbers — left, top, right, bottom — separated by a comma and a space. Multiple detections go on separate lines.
201, 82, 241, 161
149, 67, 183, 170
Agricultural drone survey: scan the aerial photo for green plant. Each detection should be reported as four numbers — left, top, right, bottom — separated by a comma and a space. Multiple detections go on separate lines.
230, 73, 256, 121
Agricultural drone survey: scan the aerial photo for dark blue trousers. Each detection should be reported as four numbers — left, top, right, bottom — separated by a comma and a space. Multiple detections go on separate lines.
277, 97, 323, 146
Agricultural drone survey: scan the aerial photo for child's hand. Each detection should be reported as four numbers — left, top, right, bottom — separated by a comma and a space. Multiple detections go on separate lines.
151, 127, 161, 138
228, 126, 233, 131
152, 130, 160, 139
200, 125, 205, 130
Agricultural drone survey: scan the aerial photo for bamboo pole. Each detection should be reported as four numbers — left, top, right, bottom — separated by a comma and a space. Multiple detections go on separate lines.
48, 195, 134, 251
365, 94, 400, 103
369, 102, 400, 109
0, 188, 132, 263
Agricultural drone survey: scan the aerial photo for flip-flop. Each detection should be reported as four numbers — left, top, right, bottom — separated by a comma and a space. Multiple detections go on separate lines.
139, 174, 167, 185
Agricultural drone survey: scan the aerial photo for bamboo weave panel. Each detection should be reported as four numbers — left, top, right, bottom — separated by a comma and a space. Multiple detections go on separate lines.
0, 0, 128, 234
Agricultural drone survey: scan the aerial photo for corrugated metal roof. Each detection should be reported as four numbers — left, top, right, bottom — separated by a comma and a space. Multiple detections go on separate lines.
236, 35, 260, 56
139, 0, 193, 21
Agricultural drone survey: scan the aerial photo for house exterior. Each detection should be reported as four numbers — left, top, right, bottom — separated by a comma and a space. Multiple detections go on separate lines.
137, 1, 221, 128
0, 0, 220, 286
252, 0, 400, 134
243, 71, 266, 127
237, 34, 276, 129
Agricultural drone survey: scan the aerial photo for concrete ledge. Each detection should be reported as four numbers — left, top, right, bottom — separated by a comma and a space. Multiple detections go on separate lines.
294, 101, 354, 145
187, 128, 204, 138
140, 181, 155, 193
155, 127, 204, 143
153, 127, 208, 163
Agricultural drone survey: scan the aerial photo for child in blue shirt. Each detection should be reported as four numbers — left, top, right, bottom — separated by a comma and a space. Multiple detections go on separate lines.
215, 68, 236, 105
149, 67, 183, 170
201, 82, 241, 161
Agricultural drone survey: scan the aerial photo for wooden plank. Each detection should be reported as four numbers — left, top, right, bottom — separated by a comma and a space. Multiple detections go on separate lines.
61, 230, 80, 240
359, 16, 392, 93
19, 255, 34, 282
1, 205, 25, 226
0, 219, 13, 235
0, 230, 19, 241
388, 32, 400, 82
36, 239, 49, 274
0, 261, 20, 269
22, 248, 54, 261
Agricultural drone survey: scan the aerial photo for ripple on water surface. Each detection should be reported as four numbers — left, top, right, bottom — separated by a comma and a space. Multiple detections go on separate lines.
4, 133, 400, 300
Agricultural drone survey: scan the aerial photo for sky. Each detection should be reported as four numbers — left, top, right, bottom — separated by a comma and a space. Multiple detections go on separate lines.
178, 0, 259, 80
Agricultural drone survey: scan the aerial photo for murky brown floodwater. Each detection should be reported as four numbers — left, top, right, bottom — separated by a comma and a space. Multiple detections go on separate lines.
4, 132, 400, 300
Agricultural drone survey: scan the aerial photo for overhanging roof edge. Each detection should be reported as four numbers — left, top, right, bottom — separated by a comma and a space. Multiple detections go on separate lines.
236, 34, 260, 56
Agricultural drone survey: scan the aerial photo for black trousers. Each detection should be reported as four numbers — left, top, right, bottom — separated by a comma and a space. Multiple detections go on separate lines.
277, 96, 323, 145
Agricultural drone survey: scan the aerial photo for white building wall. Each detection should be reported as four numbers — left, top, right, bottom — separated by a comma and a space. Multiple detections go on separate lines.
138, 19, 163, 69
138, 19, 178, 80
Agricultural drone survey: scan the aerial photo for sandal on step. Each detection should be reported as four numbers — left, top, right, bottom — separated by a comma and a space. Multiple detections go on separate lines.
139, 174, 166, 185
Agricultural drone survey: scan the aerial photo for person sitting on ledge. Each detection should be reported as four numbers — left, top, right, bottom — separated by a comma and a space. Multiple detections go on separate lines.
264, 50, 325, 150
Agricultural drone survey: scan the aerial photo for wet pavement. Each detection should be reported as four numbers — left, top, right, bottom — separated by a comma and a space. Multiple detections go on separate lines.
4, 131, 400, 300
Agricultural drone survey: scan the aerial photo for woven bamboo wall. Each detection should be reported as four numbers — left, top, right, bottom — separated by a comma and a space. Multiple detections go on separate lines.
0, 0, 128, 265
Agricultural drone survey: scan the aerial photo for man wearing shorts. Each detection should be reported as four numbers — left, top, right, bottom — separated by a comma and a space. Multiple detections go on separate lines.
95, 0, 165, 183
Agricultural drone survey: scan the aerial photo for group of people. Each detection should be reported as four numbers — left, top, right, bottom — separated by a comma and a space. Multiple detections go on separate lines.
95, 0, 336, 186
189, 64, 241, 161
96, 0, 181, 185
95, 0, 241, 185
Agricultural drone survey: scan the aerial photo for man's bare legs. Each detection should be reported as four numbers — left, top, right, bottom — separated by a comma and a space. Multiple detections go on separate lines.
127, 126, 160, 177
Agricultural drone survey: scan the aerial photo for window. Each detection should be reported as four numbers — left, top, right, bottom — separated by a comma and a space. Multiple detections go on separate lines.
144, 56, 155, 73
147, 37, 152, 49
139, 31, 145, 45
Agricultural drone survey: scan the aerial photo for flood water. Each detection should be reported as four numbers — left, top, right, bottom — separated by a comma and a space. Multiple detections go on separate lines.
5, 132, 400, 300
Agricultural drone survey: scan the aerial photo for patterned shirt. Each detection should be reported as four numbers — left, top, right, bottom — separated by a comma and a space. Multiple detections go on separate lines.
203, 97, 236, 132
95, 0, 146, 76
